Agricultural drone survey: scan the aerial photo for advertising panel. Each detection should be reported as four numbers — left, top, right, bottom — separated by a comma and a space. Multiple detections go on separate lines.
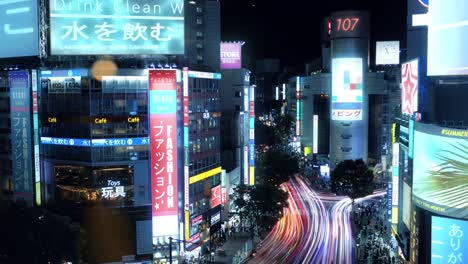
0, 0, 39, 58
331, 58, 363, 121
211, 185, 221, 208
49, 0, 184, 55
32, 70, 41, 205
313, 115, 318, 154
431, 216, 468, 264
220, 42, 242, 69
9, 71, 33, 201
376, 41, 400, 65
149, 70, 179, 241
413, 123, 468, 219
428, 0, 468, 76
403, 182, 412, 230
402, 59, 419, 116
249, 86, 255, 186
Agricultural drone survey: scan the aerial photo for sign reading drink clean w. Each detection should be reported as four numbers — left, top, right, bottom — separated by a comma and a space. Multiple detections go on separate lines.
50, 0, 184, 55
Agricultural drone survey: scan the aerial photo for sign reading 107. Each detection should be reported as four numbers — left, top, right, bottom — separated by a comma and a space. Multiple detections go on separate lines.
335, 17, 360, 32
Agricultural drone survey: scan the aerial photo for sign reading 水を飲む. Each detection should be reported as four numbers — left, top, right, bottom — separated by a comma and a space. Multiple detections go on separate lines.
49, 0, 184, 55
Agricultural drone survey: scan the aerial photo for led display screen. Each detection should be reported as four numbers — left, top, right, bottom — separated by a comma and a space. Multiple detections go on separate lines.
376, 41, 400, 65
331, 58, 363, 121
0, 0, 39, 58
428, 0, 468, 76
220, 42, 242, 69
402, 59, 419, 115
431, 216, 468, 264
149, 70, 179, 241
413, 123, 468, 219
402, 182, 412, 230
49, 0, 184, 55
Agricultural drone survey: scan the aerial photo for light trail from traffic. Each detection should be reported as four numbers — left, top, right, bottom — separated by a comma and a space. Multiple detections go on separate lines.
250, 175, 386, 264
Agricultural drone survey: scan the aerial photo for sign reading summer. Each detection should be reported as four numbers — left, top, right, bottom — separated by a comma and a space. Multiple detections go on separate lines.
49, 0, 184, 55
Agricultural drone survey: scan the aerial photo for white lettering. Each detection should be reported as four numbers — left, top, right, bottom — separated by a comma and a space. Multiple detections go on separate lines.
170, 1, 184, 14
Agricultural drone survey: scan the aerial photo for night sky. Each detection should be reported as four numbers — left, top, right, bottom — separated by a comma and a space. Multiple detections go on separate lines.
221, 0, 407, 69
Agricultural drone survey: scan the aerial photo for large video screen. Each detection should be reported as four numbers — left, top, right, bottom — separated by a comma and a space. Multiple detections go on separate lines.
220, 42, 242, 69
428, 0, 468, 76
0, 0, 39, 58
50, 0, 184, 55
413, 123, 468, 219
331, 58, 363, 121
431, 216, 468, 264
402, 182, 412, 230
401, 59, 419, 116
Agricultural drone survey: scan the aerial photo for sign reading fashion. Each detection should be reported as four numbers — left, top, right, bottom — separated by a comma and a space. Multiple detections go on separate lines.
149, 70, 179, 240
49, 0, 185, 55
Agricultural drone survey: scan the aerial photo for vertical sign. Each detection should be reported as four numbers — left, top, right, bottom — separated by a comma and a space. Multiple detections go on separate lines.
296, 77, 301, 136
392, 143, 399, 224
401, 59, 419, 116
149, 70, 179, 242
249, 85, 255, 186
9, 71, 33, 202
313, 115, 319, 154
211, 185, 221, 208
408, 119, 415, 159
387, 181, 393, 222
244, 146, 249, 185
183, 68, 189, 211
32, 70, 41, 205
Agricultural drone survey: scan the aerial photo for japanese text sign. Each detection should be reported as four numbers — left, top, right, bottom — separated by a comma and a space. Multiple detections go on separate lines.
50, 0, 184, 55
431, 216, 468, 264
149, 70, 178, 219
9, 71, 33, 201
331, 58, 363, 121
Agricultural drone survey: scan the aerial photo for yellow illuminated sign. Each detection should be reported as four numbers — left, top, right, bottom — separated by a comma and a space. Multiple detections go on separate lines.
128, 117, 140, 123
185, 210, 190, 240
392, 206, 398, 224
48, 117, 57, 123
249, 167, 255, 186
94, 117, 107, 124
189, 166, 222, 184
392, 123, 397, 143
304, 147, 311, 156
440, 128, 468, 137
35, 182, 41, 206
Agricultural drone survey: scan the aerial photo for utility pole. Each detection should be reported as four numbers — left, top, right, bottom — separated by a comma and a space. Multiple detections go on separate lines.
169, 237, 172, 264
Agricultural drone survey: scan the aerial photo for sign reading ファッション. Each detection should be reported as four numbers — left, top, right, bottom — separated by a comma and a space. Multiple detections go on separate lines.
49, 0, 184, 55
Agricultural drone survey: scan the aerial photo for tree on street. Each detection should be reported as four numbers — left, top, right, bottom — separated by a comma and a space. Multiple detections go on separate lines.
330, 159, 375, 205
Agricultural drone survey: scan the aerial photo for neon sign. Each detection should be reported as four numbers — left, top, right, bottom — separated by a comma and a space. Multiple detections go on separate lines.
335, 17, 360, 32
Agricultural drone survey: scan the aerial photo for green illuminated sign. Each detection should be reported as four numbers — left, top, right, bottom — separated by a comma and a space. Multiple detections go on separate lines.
50, 0, 184, 55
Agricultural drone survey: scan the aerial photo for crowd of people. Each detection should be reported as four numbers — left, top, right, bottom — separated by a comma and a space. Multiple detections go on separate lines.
353, 200, 403, 264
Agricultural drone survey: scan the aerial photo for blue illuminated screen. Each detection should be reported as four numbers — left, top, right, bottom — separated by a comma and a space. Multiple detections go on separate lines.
428, 0, 468, 76
0, 0, 39, 58
431, 216, 468, 264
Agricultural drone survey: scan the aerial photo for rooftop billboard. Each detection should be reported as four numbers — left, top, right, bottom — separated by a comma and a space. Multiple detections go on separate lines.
220, 42, 242, 69
0, 0, 39, 58
49, 0, 185, 55
427, 0, 468, 76
401, 59, 419, 116
331, 58, 363, 121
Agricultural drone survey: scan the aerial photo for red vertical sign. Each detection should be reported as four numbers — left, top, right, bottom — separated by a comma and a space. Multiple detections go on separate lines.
211, 185, 222, 208
149, 70, 178, 219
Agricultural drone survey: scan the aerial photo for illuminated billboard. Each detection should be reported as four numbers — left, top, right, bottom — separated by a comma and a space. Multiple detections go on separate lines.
376, 41, 400, 65
431, 216, 468, 264
149, 70, 179, 242
211, 185, 221, 208
331, 58, 363, 121
0, 0, 39, 58
402, 182, 412, 230
402, 59, 419, 116
428, 0, 468, 76
9, 71, 33, 201
49, 0, 184, 55
313, 115, 318, 154
413, 123, 468, 219
220, 42, 242, 69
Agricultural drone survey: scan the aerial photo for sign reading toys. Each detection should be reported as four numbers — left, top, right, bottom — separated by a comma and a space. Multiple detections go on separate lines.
50, 0, 185, 55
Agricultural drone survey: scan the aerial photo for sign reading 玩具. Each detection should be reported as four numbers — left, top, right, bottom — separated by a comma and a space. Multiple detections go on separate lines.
220, 42, 242, 69
0, 0, 39, 58
9, 71, 33, 201
49, 0, 184, 55
100, 180, 126, 199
